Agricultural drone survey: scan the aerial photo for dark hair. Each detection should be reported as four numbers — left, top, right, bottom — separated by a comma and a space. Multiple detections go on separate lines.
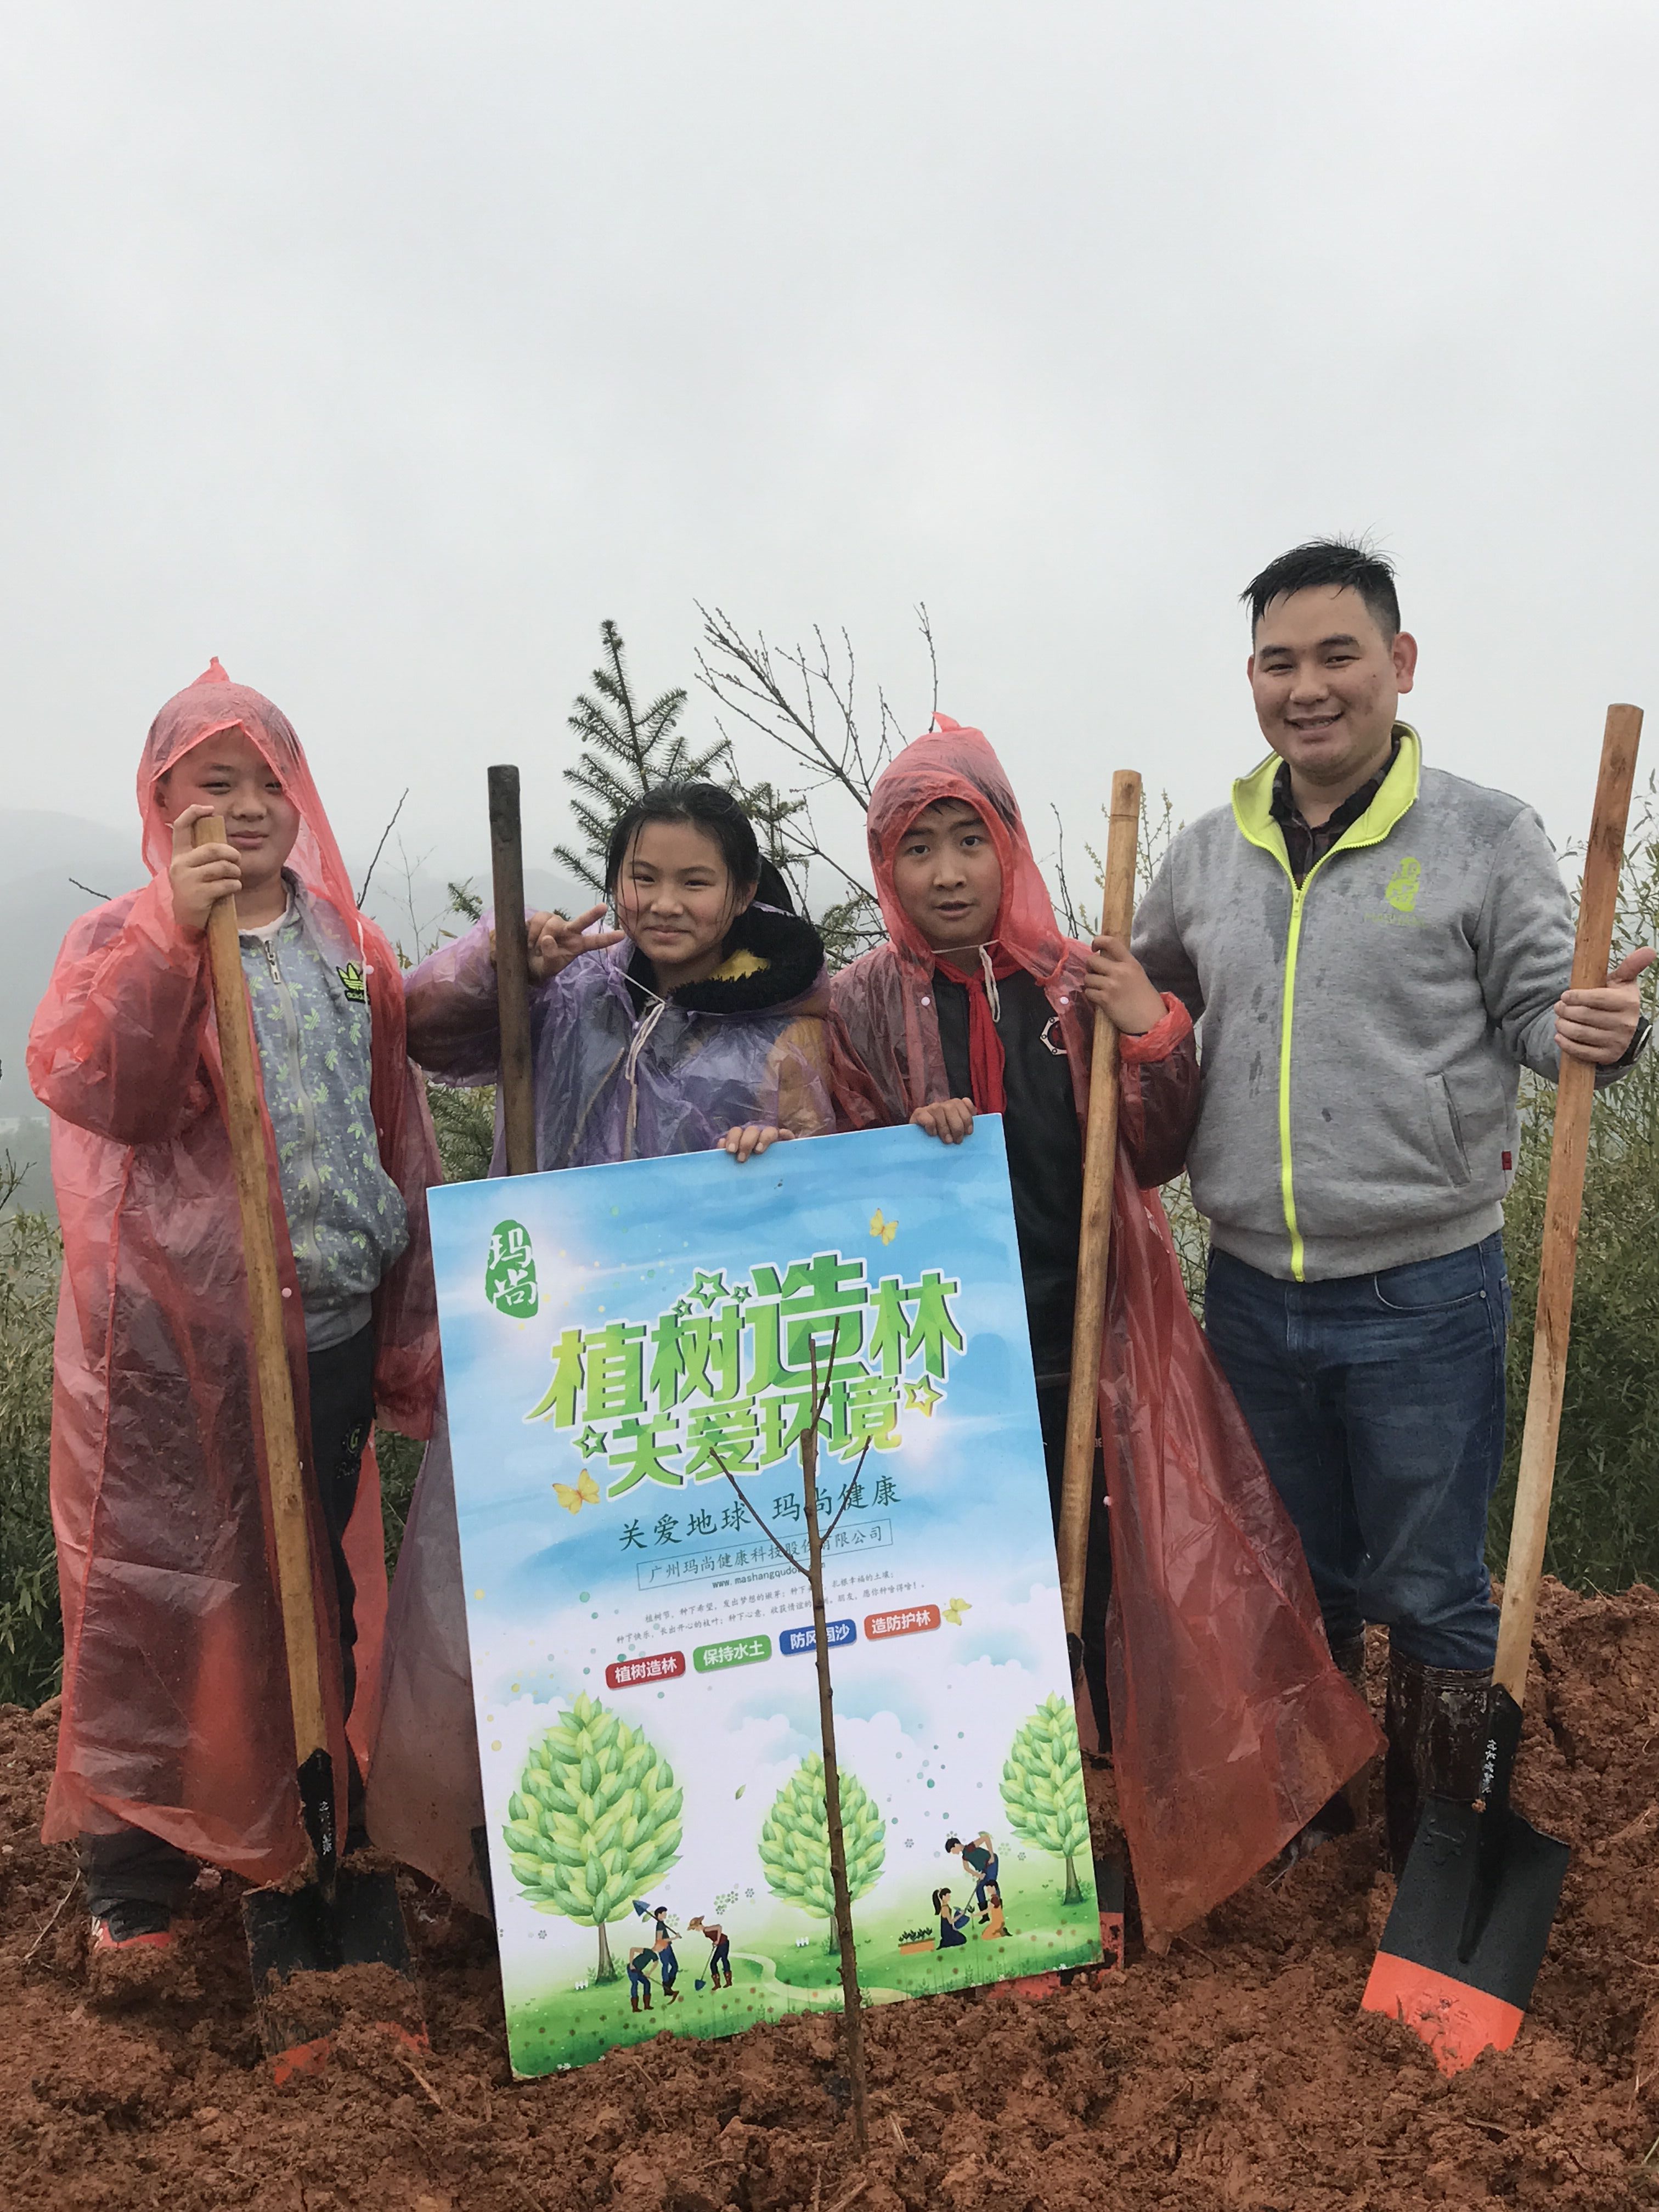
944, 1836, 962, 1852
603, 780, 800, 924
932, 1887, 951, 1914
1242, 538, 1400, 641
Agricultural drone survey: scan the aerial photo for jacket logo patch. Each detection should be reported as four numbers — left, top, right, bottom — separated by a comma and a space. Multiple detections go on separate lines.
337, 962, 369, 1004
1384, 856, 1423, 913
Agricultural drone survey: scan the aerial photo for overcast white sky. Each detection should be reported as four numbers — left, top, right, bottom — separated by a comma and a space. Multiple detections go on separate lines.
3, 3, 1656, 888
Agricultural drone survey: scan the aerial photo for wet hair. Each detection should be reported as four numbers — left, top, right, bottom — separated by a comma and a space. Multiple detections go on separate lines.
907, 790, 1015, 838
603, 781, 799, 922
932, 1888, 951, 1915
1242, 538, 1400, 642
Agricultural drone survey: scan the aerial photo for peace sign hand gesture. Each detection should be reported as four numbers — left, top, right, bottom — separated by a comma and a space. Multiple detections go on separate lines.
489, 905, 626, 984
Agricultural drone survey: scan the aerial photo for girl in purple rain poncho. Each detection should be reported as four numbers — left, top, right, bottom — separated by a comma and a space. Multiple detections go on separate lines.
366, 783, 833, 1907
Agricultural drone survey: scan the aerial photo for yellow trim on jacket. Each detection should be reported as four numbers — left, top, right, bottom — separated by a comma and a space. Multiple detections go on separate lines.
1229, 725, 1423, 1280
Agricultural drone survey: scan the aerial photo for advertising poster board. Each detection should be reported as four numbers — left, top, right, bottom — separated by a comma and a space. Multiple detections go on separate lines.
428, 1120, 1099, 2077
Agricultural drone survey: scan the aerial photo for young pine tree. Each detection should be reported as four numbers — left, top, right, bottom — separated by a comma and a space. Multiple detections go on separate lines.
554, 620, 733, 895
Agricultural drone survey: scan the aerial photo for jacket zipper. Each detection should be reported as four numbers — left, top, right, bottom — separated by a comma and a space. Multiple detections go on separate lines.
1266, 819, 1402, 1282
258, 935, 325, 1282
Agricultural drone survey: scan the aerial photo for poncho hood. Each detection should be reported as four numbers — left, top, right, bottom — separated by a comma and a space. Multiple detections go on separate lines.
138, 659, 363, 933
866, 714, 1071, 992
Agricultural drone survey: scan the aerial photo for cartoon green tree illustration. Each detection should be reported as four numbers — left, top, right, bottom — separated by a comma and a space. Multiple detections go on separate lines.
757, 1753, 885, 1953
1000, 1693, 1090, 1905
502, 1694, 683, 1982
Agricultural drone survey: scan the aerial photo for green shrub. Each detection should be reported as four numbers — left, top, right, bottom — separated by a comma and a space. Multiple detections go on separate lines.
1487, 788, 1659, 1590
375, 1076, 495, 1573
0, 1197, 62, 1707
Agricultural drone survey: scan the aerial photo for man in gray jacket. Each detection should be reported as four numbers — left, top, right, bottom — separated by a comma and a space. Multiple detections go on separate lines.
1120, 539, 1652, 1872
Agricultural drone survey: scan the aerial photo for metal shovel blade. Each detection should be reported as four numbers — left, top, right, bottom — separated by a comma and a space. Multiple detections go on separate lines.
242, 1865, 421, 2056
1362, 1690, 1568, 2075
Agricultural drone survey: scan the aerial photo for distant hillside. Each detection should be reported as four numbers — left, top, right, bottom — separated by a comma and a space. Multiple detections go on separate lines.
0, 807, 583, 1121
0, 812, 145, 1117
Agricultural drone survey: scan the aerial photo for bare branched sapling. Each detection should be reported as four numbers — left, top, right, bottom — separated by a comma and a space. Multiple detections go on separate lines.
694, 602, 941, 963
709, 1345, 872, 2152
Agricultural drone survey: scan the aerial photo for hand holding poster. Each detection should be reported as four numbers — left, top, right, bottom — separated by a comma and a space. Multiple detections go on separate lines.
428, 1120, 1100, 2076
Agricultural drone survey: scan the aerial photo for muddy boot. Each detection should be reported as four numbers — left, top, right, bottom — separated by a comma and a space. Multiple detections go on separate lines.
1384, 1651, 1492, 1877
1273, 1633, 1368, 1874
1331, 1632, 1377, 1829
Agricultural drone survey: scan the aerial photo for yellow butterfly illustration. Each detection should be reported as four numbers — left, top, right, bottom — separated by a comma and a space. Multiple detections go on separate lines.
870, 1208, 898, 1245
942, 1597, 972, 1627
554, 1469, 601, 1515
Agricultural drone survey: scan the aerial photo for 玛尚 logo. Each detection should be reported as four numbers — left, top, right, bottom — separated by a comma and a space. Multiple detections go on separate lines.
1384, 856, 1423, 914
486, 1219, 539, 1319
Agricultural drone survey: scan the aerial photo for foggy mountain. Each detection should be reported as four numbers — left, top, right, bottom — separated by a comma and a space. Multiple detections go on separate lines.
0, 806, 584, 1121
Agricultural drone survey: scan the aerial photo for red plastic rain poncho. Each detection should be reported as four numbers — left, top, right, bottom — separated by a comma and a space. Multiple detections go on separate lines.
830, 716, 1381, 1938
26, 662, 441, 1882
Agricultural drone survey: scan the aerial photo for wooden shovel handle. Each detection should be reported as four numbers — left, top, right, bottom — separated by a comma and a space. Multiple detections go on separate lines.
1057, 771, 1142, 1639
1493, 704, 1643, 1704
488, 765, 537, 1177
193, 817, 328, 1772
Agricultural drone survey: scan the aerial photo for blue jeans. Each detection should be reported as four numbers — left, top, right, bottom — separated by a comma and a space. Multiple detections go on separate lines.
1204, 1235, 1509, 1672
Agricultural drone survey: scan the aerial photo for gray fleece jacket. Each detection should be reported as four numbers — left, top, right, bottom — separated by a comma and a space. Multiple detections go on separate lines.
1132, 725, 1627, 1282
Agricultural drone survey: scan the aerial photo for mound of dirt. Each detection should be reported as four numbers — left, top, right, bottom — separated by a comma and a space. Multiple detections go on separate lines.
3, 1578, 1657, 2211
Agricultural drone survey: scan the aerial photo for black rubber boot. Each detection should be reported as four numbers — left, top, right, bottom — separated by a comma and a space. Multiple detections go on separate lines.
1384, 1651, 1492, 1877
1330, 1631, 1375, 1828
1274, 1632, 1368, 1872
1331, 1631, 1368, 1692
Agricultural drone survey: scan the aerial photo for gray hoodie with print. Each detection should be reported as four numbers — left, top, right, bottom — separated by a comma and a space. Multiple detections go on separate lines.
240, 881, 410, 1345
1131, 726, 1632, 1283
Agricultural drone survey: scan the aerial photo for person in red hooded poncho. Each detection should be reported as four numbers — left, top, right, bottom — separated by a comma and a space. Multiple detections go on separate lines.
830, 718, 1380, 1940
26, 663, 441, 1960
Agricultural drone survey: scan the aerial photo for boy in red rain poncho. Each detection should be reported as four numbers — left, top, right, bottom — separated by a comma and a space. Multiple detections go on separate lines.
27, 662, 441, 1960
830, 718, 1380, 1940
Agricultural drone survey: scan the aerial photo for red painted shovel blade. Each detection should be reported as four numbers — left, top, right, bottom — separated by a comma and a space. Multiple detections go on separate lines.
1362, 1793, 1568, 2076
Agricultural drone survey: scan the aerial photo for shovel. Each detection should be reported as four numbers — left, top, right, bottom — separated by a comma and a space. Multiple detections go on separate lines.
1362, 702, 1645, 2075
195, 816, 421, 2056
1052, 774, 1139, 1937
1056, 770, 1141, 1692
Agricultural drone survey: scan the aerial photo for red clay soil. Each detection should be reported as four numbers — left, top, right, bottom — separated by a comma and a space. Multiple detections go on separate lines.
4, 1577, 1657, 2212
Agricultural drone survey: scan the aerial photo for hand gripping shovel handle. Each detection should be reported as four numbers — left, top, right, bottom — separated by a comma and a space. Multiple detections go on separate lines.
1495, 703, 1644, 1706
489, 765, 537, 1178
1057, 771, 1142, 1644
1362, 704, 1643, 2075
194, 817, 336, 1884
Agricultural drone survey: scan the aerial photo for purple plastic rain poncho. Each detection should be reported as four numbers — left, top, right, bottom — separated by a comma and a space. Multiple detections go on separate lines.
366, 899, 834, 1908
